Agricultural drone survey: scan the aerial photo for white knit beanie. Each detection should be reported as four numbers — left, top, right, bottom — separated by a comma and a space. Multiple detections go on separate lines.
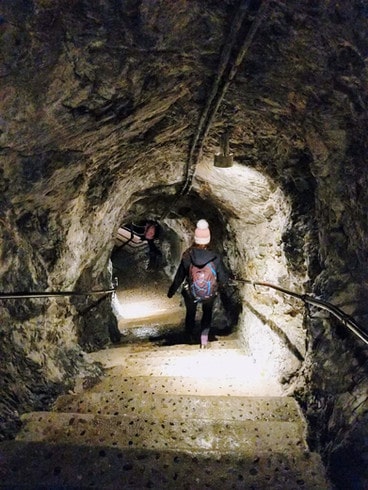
194, 219, 211, 245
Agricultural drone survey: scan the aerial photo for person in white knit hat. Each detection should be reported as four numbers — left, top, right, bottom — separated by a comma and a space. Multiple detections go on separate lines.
167, 219, 229, 348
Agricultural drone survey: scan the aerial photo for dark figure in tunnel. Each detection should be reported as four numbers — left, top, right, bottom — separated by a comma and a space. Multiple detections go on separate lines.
144, 219, 162, 270
167, 219, 229, 347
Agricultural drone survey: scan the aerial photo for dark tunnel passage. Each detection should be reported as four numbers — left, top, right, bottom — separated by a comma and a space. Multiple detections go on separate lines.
101, 180, 368, 490
110, 215, 241, 347
105, 177, 309, 385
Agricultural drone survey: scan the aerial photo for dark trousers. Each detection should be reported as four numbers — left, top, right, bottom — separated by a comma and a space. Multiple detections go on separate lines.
182, 288, 216, 343
147, 240, 162, 269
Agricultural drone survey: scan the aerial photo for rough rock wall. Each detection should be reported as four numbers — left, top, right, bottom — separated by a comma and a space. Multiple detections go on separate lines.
0, 0, 367, 486
212, 2, 368, 485
194, 159, 307, 385
198, 1, 368, 485
1, 0, 232, 436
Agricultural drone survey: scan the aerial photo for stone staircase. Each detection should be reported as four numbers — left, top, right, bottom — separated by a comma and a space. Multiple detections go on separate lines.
0, 338, 331, 489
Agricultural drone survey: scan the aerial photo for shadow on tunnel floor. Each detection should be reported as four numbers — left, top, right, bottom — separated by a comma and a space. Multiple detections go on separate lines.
147, 325, 236, 347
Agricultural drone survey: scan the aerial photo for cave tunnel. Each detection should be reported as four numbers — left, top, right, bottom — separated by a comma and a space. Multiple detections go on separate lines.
0, 0, 368, 488
109, 162, 300, 369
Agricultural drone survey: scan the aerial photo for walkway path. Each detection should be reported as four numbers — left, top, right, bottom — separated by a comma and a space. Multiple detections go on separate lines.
0, 338, 330, 488
0, 247, 331, 488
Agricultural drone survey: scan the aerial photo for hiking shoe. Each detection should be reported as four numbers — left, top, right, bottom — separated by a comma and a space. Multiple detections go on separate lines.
200, 343, 210, 349
200, 332, 209, 346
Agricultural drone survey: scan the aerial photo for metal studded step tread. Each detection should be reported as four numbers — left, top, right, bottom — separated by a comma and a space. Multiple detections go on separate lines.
0, 337, 331, 489
104, 352, 269, 379
17, 411, 308, 454
86, 373, 283, 397
88, 342, 247, 369
0, 440, 331, 490
54, 392, 302, 424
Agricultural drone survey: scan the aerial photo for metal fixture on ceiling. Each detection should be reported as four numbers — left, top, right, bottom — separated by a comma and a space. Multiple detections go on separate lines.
161, 0, 271, 219
214, 131, 233, 168
182, 0, 270, 189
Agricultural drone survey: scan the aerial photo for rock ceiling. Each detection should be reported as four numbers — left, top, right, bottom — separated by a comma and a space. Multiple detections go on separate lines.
1, 0, 367, 277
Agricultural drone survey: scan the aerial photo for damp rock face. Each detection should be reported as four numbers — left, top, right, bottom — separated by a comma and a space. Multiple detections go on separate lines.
0, 1, 368, 487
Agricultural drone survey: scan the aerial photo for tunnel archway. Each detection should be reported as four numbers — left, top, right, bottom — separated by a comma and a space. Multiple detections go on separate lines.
107, 157, 307, 392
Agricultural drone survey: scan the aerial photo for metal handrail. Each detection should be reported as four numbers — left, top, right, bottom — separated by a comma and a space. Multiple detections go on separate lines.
0, 278, 118, 300
2, 276, 366, 346
0, 289, 115, 299
235, 279, 368, 346
161, 0, 270, 220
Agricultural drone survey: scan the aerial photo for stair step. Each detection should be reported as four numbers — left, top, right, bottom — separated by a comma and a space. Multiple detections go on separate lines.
106, 351, 267, 377
17, 411, 307, 454
88, 340, 246, 368
0, 440, 330, 489
54, 393, 302, 424
97, 338, 243, 353
87, 373, 283, 397
87, 343, 283, 396
108, 351, 276, 383
1, 338, 331, 488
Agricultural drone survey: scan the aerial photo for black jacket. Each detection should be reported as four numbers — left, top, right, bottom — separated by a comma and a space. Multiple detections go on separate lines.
167, 246, 228, 298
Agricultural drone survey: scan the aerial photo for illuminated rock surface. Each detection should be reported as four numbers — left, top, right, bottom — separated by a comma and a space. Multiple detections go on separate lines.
2, 340, 330, 489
